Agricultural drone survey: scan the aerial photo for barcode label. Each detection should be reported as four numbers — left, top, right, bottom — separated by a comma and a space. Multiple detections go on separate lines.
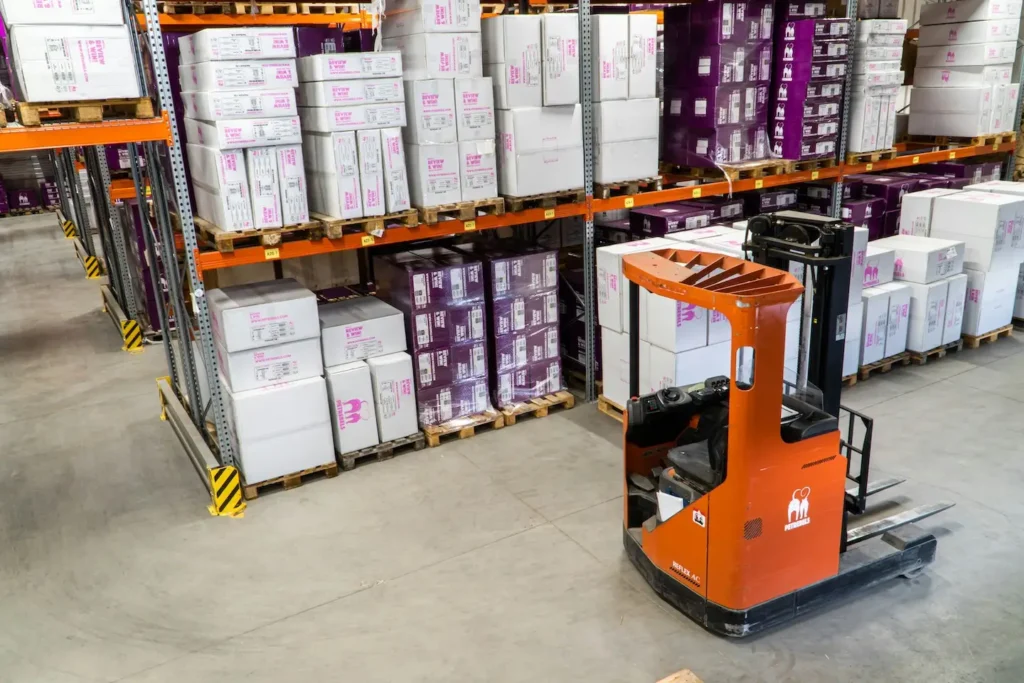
545, 293, 557, 323
544, 255, 557, 287
546, 329, 558, 358
513, 299, 525, 330
472, 345, 485, 376
474, 381, 488, 410
744, 88, 754, 121
547, 362, 560, 392
495, 262, 509, 294
418, 353, 433, 385
413, 274, 427, 308
499, 374, 512, 405
515, 336, 527, 366
451, 268, 465, 300
439, 388, 453, 422
415, 314, 431, 346
471, 306, 484, 339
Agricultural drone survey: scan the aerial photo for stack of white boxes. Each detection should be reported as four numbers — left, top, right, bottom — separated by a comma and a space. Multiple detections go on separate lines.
965, 182, 1024, 325
2, 0, 142, 103
180, 28, 307, 232
208, 279, 334, 484
843, 226, 870, 377
909, 0, 1022, 137
297, 51, 410, 219
383, 0, 491, 208
592, 14, 659, 185
847, 20, 907, 154
320, 297, 419, 452
485, 15, 584, 196
857, 242, 899, 366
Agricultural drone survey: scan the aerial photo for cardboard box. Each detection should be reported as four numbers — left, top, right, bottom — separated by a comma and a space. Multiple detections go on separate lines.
376, 249, 485, 313
917, 42, 1016, 68
600, 326, 630, 405
418, 378, 491, 424
294, 26, 346, 57
297, 103, 407, 133
459, 139, 498, 201
384, 33, 482, 80
596, 238, 675, 331
180, 27, 296, 63
403, 79, 457, 145
641, 289, 709, 353
843, 302, 864, 375
592, 14, 629, 101
10, 25, 142, 102
455, 77, 496, 141
493, 325, 559, 372
542, 14, 580, 105
647, 341, 732, 393
302, 131, 363, 219
849, 226, 870, 303
930, 191, 1023, 270
193, 183, 254, 233
919, 19, 1019, 46
411, 302, 487, 349
222, 376, 334, 484
208, 278, 320, 352
357, 129, 386, 218
943, 273, 969, 344
864, 244, 896, 287
367, 352, 420, 441
496, 105, 584, 196
860, 287, 890, 365
180, 60, 298, 92
381, 0, 482, 37
898, 188, 961, 236
594, 139, 659, 185
876, 282, 910, 356
495, 360, 563, 407
186, 144, 254, 231
184, 116, 302, 149
468, 245, 558, 299
963, 265, 1018, 335
0, 0, 125, 24
325, 361, 380, 454
276, 145, 309, 224
216, 336, 324, 392
415, 341, 488, 388
493, 291, 558, 336
594, 98, 659, 144
913, 65, 1013, 87
872, 235, 965, 283
482, 16, 542, 107
182, 89, 297, 120
629, 13, 657, 99
297, 78, 404, 107
904, 280, 949, 351
320, 296, 407, 368
908, 85, 995, 138
245, 148, 283, 229
297, 52, 403, 81
380, 128, 412, 213
919, 0, 1022, 25
630, 205, 714, 236
405, 143, 462, 207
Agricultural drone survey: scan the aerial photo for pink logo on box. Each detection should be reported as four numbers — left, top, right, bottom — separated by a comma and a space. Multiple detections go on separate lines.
949, 28, 958, 41
901, 304, 909, 318
946, 51, 956, 63
567, 39, 578, 57
969, 288, 980, 303
422, 93, 439, 106
346, 325, 363, 339
427, 158, 444, 171
400, 379, 412, 395
466, 154, 482, 167
439, 52, 452, 72
276, 67, 292, 79
510, 64, 522, 84
336, 399, 368, 430
864, 264, 879, 285
894, 258, 904, 277
676, 304, 698, 325
463, 92, 478, 105
941, 70, 951, 82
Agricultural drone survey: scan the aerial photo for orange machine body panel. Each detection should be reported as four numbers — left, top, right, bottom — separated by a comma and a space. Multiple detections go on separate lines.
621, 249, 847, 613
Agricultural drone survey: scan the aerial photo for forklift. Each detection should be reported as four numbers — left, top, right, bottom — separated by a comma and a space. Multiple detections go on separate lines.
620, 211, 953, 637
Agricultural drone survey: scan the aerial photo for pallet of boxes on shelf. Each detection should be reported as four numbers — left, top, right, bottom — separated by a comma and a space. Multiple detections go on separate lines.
845, 20, 905, 163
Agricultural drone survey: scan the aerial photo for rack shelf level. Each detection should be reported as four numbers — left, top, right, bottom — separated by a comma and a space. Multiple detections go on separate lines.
0, 114, 172, 153
138, 13, 371, 29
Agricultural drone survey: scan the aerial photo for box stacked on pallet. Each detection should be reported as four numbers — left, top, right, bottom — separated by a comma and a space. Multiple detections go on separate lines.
798, 177, 859, 215
11, 188, 38, 212
910, 0, 1021, 138
558, 266, 598, 382
770, 17, 851, 162
845, 173, 923, 237
179, 28, 307, 232
295, 27, 348, 58
375, 248, 492, 426
662, 2, 775, 167
2, 0, 141, 103
919, 159, 1003, 184
847, 20, 906, 155
296, 51, 410, 219
0, 182, 9, 215
208, 279, 334, 484
40, 180, 59, 210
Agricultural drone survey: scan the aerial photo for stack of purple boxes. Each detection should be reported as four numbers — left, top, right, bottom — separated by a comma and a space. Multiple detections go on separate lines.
40, 180, 60, 209
662, 0, 774, 167
11, 189, 40, 212
797, 178, 860, 215
375, 248, 492, 426
770, 18, 850, 161
559, 266, 598, 380
0, 181, 9, 215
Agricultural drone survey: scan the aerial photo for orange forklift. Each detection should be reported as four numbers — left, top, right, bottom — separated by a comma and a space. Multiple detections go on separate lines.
620, 211, 953, 637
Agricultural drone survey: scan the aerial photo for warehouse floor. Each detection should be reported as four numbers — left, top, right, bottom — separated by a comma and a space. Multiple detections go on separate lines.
3, 213, 1024, 683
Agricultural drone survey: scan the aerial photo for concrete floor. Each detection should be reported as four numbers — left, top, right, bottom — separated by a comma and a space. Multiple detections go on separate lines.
2, 212, 1023, 683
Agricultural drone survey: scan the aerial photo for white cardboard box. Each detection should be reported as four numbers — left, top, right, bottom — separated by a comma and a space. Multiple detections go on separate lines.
208, 278, 320, 352
325, 361, 380, 454
648, 341, 731, 392
863, 244, 896, 288
905, 280, 949, 351
861, 287, 891, 365
930, 191, 1023, 270
496, 105, 584, 196
10, 25, 141, 101
497, 144, 583, 196
844, 302, 864, 375
381, 0, 481, 37
594, 139, 659, 184
367, 352, 420, 441
482, 16, 543, 108
592, 14, 629, 101
872, 235, 965, 283
403, 79, 457, 144
850, 226, 870, 303
454, 77, 496, 141
943, 273, 970, 344
913, 65, 1013, 87
641, 289, 708, 353
664, 225, 736, 243
184, 116, 302, 149
596, 238, 675, 332
963, 265, 1018, 335
485, 59, 544, 109
380, 128, 413, 213
222, 375, 334, 484
245, 148, 283, 229
357, 129, 386, 218
297, 103, 407, 133
847, 92, 883, 153
594, 98, 660, 144
919, 19, 1019, 46
302, 131, 363, 218
182, 90, 297, 120
877, 282, 911, 357
406, 143, 462, 206
180, 27, 296, 64
383, 33, 482, 80
601, 326, 630, 406
276, 145, 309, 224
180, 60, 297, 92
193, 184, 254, 233
320, 296, 407, 368
297, 52, 403, 81
459, 139, 499, 201
629, 13, 657, 99
919, 0, 1022, 24
0, 0, 125, 24
186, 144, 254, 231
297, 78, 404, 107
542, 14, 581, 105
216, 336, 324, 392
898, 188, 961, 237
916, 42, 1016, 67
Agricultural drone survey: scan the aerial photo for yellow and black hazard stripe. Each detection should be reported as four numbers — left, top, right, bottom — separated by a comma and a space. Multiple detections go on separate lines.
207, 466, 246, 518
121, 319, 143, 352
61, 219, 76, 239
83, 255, 102, 279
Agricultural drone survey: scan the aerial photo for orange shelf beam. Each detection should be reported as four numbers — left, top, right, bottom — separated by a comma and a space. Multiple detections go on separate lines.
109, 178, 151, 201
843, 141, 1015, 175
139, 12, 371, 29
0, 113, 173, 153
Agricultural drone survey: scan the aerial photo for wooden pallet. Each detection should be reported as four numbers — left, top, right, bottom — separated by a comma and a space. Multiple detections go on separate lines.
9, 207, 49, 216
963, 324, 1014, 349
657, 671, 704, 683
0, 108, 7, 129
156, 1, 355, 12
842, 374, 858, 388
418, 197, 505, 225
501, 390, 576, 426
195, 215, 324, 253
909, 339, 965, 366
597, 394, 624, 424
503, 188, 586, 213
846, 148, 898, 164
338, 433, 426, 471
311, 209, 419, 239
905, 131, 1017, 148
242, 461, 339, 500
661, 159, 794, 182
857, 351, 911, 381
594, 176, 663, 200
16, 98, 154, 127
423, 408, 505, 448
793, 157, 839, 172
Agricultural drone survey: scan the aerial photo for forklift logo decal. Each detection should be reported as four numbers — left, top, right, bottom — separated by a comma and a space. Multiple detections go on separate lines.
785, 487, 811, 531
692, 510, 706, 527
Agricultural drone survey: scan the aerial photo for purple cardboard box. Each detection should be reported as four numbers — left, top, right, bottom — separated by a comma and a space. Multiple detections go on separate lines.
777, 59, 846, 83
666, 2, 766, 46
494, 324, 559, 373
630, 204, 715, 236
417, 378, 491, 426
40, 180, 59, 207
778, 18, 850, 42
801, 179, 861, 201
560, 318, 599, 373
413, 340, 488, 389
676, 42, 773, 87
772, 116, 839, 141
105, 144, 145, 172
295, 27, 346, 57
772, 96, 842, 124
12, 188, 39, 209
946, 177, 973, 189
743, 189, 798, 215
376, 248, 485, 313
410, 302, 487, 350
775, 78, 844, 102
666, 85, 766, 127
663, 123, 768, 167
493, 290, 559, 336
854, 175, 922, 211
841, 197, 886, 226
781, 1, 827, 18
344, 28, 376, 52
889, 172, 950, 190
919, 161, 987, 184
455, 244, 558, 300
770, 124, 837, 160
797, 196, 831, 213
596, 218, 632, 244
982, 162, 1003, 181
778, 38, 848, 64
883, 210, 901, 237
686, 196, 746, 220
495, 359, 564, 407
